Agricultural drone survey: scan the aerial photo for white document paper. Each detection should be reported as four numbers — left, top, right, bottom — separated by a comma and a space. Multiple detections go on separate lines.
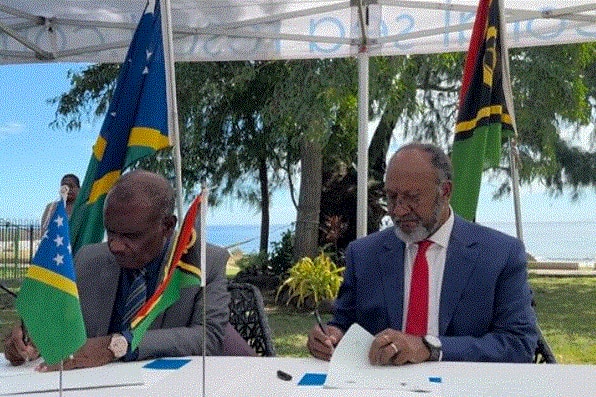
324, 323, 442, 395
0, 359, 143, 396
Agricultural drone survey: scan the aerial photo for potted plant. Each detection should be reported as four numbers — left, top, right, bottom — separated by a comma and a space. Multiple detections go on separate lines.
276, 252, 344, 311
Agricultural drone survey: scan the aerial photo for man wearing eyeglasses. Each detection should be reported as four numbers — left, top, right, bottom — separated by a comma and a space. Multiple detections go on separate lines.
307, 142, 537, 365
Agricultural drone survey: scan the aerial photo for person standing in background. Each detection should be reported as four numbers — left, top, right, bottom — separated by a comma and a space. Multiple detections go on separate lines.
41, 174, 80, 232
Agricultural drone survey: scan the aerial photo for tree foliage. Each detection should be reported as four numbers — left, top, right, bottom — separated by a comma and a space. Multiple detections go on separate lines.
50, 42, 596, 258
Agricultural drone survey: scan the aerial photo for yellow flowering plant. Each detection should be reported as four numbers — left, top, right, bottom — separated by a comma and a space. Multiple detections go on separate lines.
276, 252, 345, 309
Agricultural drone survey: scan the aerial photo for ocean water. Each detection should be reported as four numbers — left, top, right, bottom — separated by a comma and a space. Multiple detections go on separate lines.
208, 221, 596, 262
207, 224, 293, 254
482, 221, 596, 262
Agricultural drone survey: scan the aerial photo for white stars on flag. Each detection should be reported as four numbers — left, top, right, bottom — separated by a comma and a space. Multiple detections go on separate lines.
54, 234, 64, 247
32, 199, 75, 272
53, 253, 64, 266
54, 215, 64, 228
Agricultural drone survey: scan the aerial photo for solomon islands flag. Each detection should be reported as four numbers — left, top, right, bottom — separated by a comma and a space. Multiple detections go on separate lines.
451, 0, 516, 221
69, 0, 170, 255
16, 199, 86, 365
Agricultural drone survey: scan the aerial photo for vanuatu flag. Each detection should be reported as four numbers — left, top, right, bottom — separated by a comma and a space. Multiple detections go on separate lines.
69, 0, 170, 255
130, 194, 204, 351
16, 200, 86, 365
451, 0, 516, 221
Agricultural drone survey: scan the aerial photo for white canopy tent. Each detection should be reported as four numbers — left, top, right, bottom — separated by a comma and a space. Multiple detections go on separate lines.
2, 0, 595, 234
1, 1, 595, 63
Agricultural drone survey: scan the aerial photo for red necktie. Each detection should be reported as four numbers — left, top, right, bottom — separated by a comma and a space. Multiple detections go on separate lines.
406, 240, 432, 336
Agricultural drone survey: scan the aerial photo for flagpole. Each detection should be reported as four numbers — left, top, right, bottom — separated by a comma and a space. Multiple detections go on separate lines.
59, 185, 68, 397
509, 138, 524, 241
160, 0, 184, 221
356, 0, 369, 238
200, 186, 208, 397
498, 0, 524, 242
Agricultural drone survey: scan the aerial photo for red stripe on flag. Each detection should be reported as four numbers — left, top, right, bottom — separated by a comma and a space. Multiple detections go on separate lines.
459, 0, 491, 106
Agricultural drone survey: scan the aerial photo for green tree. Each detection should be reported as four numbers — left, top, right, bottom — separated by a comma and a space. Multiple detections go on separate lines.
52, 61, 295, 254
319, 44, 596, 250
51, 43, 596, 258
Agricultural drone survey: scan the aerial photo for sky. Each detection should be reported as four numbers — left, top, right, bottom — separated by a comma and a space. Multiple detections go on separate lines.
1, 62, 595, 227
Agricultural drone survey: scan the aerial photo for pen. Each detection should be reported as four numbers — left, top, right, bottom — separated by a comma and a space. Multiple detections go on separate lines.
276, 369, 292, 381
21, 321, 30, 345
314, 308, 328, 336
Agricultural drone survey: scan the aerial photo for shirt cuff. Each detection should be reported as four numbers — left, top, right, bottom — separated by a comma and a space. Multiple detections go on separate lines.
120, 329, 139, 362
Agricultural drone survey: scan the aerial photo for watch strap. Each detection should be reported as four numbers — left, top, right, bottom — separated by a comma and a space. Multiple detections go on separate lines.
120, 329, 139, 362
423, 336, 442, 362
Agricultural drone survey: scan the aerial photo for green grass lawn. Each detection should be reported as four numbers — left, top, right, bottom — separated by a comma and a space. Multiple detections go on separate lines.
528, 275, 596, 364
1, 275, 595, 364
266, 275, 596, 364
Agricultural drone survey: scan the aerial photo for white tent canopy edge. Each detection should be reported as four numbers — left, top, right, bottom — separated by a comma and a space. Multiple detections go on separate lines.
1, 0, 595, 64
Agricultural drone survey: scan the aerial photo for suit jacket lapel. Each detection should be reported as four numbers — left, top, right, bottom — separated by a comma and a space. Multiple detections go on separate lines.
439, 216, 479, 334
380, 231, 406, 330
94, 260, 120, 336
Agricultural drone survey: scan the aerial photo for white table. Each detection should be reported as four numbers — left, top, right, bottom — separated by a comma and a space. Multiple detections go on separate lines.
1, 356, 595, 396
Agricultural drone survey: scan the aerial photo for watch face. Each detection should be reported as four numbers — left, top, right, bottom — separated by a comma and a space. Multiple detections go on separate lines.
109, 334, 128, 359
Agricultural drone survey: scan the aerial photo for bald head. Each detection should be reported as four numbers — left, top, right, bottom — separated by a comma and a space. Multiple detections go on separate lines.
103, 170, 177, 269
389, 142, 452, 183
105, 170, 175, 219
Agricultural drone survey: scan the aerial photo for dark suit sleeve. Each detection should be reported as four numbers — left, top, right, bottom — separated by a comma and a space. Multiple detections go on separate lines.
137, 243, 230, 359
328, 241, 358, 332
440, 236, 538, 363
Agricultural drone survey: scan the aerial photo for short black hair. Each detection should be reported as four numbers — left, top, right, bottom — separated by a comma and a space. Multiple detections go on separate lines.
61, 174, 80, 188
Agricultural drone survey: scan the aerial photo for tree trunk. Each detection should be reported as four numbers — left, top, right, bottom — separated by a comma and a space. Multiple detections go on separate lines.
294, 138, 323, 262
259, 158, 270, 253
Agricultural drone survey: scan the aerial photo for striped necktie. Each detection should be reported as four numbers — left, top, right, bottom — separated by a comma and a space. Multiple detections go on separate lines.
122, 269, 147, 328
406, 240, 432, 336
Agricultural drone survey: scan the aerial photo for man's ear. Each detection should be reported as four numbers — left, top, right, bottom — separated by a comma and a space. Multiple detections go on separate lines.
164, 215, 177, 235
442, 180, 453, 199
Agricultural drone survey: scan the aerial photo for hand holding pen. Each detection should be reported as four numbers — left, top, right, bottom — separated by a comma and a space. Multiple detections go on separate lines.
307, 308, 343, 361
314, 308, 328, 336
1, 283, 37, 364
0, 284, 31, 345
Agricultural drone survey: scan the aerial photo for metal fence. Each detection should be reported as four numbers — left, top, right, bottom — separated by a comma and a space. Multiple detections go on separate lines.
0, 218, 41, 281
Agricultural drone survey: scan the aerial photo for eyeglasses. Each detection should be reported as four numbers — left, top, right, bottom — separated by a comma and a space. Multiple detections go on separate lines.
386, 192, 423, 210
385, 183, 444, 210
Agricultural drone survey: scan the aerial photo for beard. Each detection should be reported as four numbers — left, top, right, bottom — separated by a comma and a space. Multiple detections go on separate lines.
392, 192, 444, 244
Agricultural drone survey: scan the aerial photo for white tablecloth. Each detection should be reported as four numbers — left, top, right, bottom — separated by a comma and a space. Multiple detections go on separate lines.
1, 356, 595, 396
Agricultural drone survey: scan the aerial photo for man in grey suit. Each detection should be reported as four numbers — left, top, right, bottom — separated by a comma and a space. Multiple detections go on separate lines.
5, 170, 230, 370
307, 142, 537, 365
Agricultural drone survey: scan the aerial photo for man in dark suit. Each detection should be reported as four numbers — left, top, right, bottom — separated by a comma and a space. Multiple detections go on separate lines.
5, 170, 230, 370
307, 142, 538, 365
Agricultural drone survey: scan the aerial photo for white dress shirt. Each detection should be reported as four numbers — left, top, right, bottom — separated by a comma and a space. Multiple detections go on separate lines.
402, 208, 454, 336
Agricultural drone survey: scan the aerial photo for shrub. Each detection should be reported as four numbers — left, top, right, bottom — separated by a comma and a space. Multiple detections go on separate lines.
269, 227, 295, 276
235, 251, 270, 274
276, 252, 344, 309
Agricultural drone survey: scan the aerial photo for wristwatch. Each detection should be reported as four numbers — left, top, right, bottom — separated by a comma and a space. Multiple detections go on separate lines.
108, 333, 129, 360
422, 335, 443, 361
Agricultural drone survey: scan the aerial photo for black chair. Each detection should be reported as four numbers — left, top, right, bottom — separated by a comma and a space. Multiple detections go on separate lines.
531, 295, 557, 363
227, 282, 276, 357
534, 325, 557, 363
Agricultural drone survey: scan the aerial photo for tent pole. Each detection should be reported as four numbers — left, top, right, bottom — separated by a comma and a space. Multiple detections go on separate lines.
509, 138, 524, 242
356, 0, 369, 238
498, 0, 524, 242
356, 51, 369, 238
161, 0, 184, 221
